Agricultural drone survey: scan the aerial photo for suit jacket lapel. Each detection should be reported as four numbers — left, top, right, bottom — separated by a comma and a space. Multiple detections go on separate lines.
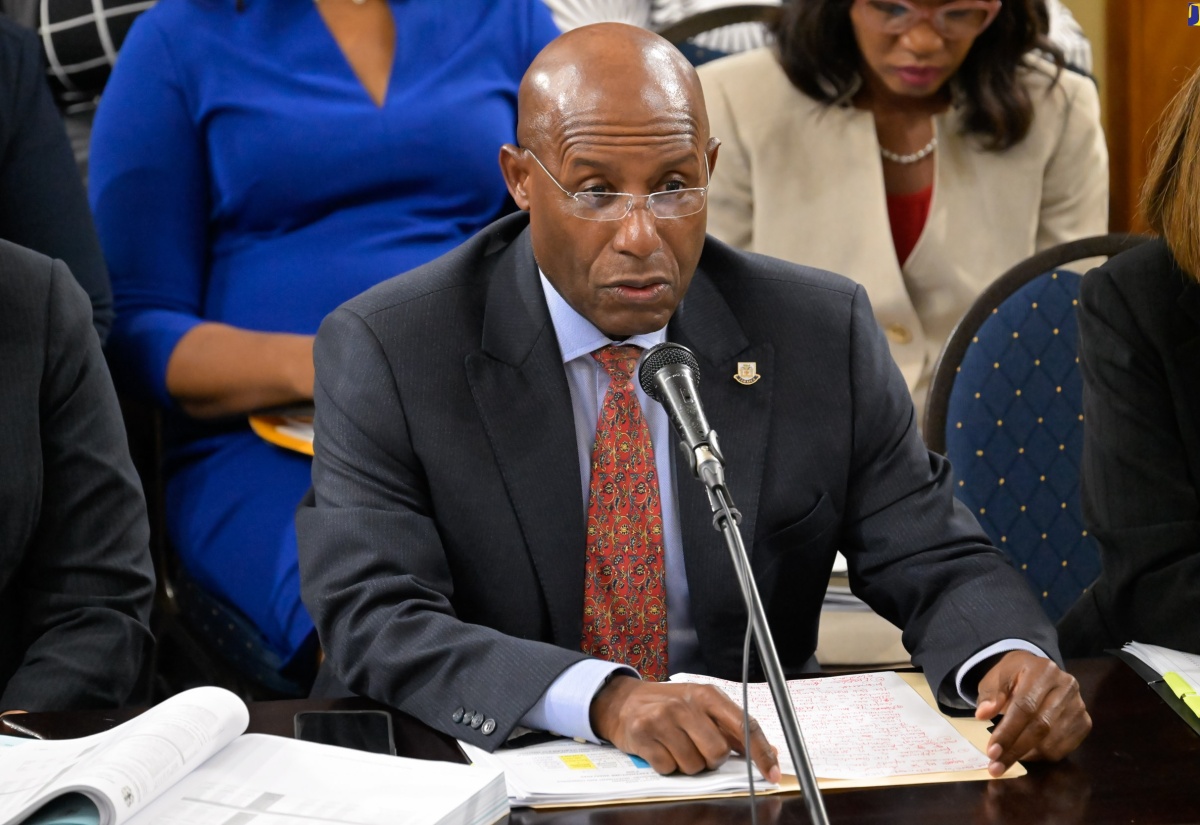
668, 266, 775, 676
465, 229, 585, 649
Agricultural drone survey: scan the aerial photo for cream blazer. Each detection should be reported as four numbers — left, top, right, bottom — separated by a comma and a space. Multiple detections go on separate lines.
698, 49, 1109, 412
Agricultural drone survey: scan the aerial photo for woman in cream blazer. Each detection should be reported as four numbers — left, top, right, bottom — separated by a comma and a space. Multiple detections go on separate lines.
699, 2, 1108, 412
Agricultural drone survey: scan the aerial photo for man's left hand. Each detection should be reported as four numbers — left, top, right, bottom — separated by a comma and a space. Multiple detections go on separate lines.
975, 651, 1091, 777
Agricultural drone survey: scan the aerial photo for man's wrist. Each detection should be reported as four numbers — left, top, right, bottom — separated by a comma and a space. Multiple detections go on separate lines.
955, 640, 1050, 705
589, 672, 640, 744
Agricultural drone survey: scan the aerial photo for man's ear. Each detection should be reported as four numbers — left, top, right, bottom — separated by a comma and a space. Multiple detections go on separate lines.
498, 144, 532, 211
706, 137, 721, 179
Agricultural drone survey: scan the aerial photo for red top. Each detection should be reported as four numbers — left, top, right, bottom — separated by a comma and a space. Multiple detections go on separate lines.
886, 184, 933, 266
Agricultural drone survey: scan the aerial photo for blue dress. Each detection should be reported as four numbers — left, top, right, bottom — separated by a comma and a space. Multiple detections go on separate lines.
90, 0, 559, 669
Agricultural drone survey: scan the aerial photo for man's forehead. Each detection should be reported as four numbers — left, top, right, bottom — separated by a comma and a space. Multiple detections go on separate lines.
552, 114, 702, 152
527, 44, 696, 111
519, 31, 707, 156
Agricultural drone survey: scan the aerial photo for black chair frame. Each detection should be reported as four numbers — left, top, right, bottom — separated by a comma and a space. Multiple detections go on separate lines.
654, 3, 781, 44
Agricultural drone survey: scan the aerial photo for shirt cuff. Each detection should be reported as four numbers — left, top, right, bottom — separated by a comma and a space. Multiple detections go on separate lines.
955, 639, 1049, 706
519, 659, 639, 743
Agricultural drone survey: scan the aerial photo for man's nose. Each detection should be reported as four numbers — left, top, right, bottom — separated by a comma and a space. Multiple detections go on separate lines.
612, 197, 662, 257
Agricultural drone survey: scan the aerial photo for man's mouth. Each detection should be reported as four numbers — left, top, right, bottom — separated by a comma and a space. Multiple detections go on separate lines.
606, 282, 670, 302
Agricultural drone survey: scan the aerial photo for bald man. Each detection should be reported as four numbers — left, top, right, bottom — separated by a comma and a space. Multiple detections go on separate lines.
297, 23, 1090, 781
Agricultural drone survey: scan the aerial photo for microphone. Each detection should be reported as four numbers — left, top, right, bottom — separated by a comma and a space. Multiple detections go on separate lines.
636, 342, 830, 825
636, 343, 726, 486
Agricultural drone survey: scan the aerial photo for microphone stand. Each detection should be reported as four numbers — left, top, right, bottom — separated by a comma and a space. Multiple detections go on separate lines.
688, 438, 831, 825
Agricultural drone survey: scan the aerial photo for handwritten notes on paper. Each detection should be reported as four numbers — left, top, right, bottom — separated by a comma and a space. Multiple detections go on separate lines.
670, 672, 990, 779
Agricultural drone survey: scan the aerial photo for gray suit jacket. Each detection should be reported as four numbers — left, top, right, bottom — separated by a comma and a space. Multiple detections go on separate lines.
1058, 239, 1200, 656
0, 241, 153, 711
297, 212, 1059, 750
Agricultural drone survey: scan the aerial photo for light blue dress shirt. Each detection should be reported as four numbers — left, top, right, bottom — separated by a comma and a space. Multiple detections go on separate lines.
520, 273, 1046, 741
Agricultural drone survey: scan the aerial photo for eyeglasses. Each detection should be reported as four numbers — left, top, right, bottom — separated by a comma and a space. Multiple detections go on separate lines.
854, 0, 1002, 40
523, 149, 710, 221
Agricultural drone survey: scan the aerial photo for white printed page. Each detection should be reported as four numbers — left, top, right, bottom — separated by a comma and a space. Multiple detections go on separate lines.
670, 672, 989, 779
0, 687, 248, 825
0, 730, 113, 824
1124, 642, 1200, 685
460, 738, 770, 806
127, 734, 507, 825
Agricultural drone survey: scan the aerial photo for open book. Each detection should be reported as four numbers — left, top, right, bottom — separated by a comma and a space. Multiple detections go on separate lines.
461, 670, 1019, 808
0, 687, 507, 825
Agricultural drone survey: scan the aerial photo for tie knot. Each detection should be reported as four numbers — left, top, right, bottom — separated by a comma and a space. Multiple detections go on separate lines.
593, 345, 642, 384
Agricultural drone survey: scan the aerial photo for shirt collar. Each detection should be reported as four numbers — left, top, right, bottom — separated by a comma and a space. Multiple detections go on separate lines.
539, 270, 668, 364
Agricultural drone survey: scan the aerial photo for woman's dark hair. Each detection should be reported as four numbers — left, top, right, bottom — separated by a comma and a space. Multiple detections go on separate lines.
771, 0, 1064, 151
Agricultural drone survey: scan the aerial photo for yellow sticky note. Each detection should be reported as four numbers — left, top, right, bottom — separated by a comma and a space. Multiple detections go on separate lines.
559, 754, 597, 770
1185, 695, 1200, 716
1164, 672, 1196, 698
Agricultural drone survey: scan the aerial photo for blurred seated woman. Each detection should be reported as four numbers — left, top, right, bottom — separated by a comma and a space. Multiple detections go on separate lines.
89, 0, 558, 688
698, 0, 1108, 412
1057, 65, 1200, 657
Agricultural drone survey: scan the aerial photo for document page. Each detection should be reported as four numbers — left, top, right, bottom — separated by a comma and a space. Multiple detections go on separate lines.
127, 734, 508, 825
670, 671, 990, 779
0, 687, 248, 825
460, 738, 770, 807
1124, 642, 1200, 686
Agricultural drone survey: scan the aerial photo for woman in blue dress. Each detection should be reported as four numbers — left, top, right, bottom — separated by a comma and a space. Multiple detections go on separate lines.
90, 0, 559, 687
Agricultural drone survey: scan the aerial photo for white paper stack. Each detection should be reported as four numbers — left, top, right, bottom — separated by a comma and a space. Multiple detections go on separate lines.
459, 737, 772, 807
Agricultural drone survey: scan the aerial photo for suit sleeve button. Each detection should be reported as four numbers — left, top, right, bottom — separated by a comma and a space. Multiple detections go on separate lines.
481, 718, 496, 735
452, 707, 465, 724
470, 713, 484, 729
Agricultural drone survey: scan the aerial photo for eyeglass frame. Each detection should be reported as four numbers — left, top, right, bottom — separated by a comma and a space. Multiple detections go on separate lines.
852, 0, 1003, 40
521, 147, 712, 221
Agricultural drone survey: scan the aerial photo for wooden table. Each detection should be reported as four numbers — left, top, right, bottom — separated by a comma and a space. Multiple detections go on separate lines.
11, 658, 1199, 824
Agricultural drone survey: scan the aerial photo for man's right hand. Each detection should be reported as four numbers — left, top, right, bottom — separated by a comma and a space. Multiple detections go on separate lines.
589, 675, 781, 782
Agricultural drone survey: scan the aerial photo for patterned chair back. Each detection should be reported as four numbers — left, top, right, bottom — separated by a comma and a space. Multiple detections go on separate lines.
655, 3, 781, 65
923, 234, 1151, 621
36, 0, 156, 107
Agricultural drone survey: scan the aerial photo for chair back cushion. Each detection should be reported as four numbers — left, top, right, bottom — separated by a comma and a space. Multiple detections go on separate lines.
943, 269, 1100, 621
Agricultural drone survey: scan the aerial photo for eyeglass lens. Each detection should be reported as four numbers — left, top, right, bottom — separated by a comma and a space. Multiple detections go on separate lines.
863, 0, 995, 39
571, 190, 707, 221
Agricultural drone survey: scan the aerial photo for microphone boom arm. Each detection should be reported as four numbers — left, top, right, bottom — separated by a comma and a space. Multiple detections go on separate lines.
637, 343, 830, 825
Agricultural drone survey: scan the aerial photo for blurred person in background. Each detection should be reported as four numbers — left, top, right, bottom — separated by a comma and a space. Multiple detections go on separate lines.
0, 241, 153, 714
698, 0, 1107, 415
0, 14, 111, 341
1058, 64, 1200, 657
89, 0, 558, 690
540, 0, 1091, 73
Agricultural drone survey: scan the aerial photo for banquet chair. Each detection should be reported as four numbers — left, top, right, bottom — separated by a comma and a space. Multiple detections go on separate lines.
655, 3, 782, 65
922, 233, 1151, 621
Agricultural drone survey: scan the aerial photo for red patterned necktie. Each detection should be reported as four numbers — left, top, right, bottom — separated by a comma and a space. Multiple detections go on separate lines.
580, 345, 669, 681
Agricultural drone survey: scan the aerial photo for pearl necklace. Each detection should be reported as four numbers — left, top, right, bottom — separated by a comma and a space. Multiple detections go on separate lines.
879, 136, 938, 165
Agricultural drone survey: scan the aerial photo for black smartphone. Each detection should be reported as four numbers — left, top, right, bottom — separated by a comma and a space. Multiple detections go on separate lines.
293, 710, 397, 756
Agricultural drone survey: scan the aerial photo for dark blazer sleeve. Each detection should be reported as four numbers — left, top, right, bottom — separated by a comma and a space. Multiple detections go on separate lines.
0, 254, 153, 711
1058, 259, 1200, 655
838, 284, 1061, 704
0, 19, 112, 343
297, 307, 587, 748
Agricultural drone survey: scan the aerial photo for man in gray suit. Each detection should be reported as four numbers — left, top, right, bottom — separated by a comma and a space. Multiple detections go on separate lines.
297, 23, 1090, 781
0, 241, 154, 715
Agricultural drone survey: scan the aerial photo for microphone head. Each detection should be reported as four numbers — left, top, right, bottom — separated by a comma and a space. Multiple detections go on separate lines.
638, 343, 700, 401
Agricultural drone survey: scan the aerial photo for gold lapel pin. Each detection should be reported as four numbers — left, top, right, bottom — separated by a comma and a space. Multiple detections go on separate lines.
734, 361, 760, 386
